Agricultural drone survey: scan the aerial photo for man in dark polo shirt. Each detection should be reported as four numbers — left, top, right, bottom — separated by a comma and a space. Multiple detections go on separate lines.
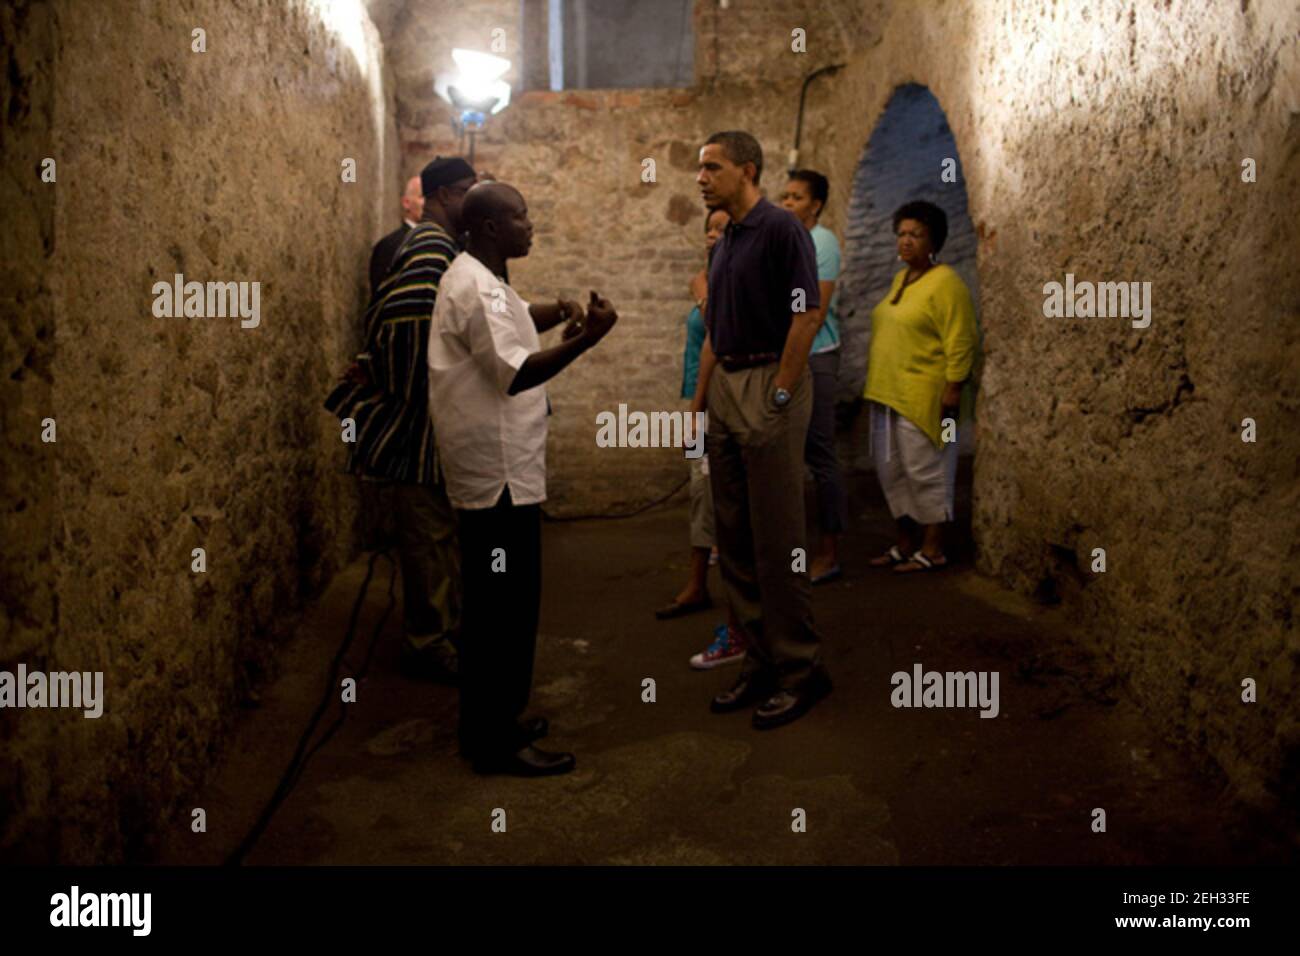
690, 130, 831, 729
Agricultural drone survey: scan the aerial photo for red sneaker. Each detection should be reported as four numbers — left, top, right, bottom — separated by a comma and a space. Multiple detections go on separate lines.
690, 624, 746, 670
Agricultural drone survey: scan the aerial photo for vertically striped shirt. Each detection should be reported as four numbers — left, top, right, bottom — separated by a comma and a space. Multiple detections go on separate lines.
345, 221, 458, 484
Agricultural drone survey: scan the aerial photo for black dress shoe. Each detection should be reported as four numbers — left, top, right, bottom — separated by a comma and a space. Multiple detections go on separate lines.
710, 672, 774, 714
472, 744, 575, 777
752, 671, 832, 730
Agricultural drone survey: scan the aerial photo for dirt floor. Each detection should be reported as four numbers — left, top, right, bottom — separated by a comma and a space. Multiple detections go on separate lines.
157, 469, 1296, 866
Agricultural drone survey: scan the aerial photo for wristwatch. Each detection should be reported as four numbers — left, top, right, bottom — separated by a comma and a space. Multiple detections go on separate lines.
773, 387, 791, 408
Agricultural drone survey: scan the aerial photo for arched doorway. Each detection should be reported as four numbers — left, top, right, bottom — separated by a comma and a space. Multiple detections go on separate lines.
837, 82, 980, 469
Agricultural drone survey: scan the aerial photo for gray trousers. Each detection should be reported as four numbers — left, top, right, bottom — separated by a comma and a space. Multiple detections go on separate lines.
393, 481, 461, 650
805, 349, 847, 536
706, 363, 824, 689
688, 454, 714, 549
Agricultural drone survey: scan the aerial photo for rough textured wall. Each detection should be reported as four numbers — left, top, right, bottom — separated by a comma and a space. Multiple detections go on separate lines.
384, 0, 1298, 808
808, 0, 1299, 811
1, 0, 395, 862
1, 0, 61, 863
984, 0, 1300, 811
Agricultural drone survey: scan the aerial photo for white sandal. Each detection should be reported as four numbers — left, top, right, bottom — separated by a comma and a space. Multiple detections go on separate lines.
894, 550, 949, 573
869, 545, 906, 568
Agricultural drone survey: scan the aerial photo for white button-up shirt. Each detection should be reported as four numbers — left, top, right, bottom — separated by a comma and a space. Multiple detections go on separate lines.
428, 251, 548, 510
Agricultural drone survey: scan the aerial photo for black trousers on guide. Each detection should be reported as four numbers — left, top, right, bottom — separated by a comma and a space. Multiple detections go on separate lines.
456, 486, 542, 760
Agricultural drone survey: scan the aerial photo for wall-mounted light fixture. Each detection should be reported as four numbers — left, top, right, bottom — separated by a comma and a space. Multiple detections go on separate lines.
434, 48, 512, 164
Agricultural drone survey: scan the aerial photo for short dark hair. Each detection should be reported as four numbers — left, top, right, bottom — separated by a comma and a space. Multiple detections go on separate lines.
462, 181, 523, 237
704, 206, 728, 233
788, 169, 829, 216
892, 200, 948, 253
705, 130, 763, 185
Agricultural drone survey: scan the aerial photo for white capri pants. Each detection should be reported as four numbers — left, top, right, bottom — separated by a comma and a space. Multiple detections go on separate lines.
688, 453, 715, 549
870, 401, 958, 525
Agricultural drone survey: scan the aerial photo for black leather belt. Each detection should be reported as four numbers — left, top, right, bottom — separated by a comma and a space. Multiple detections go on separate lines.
717, 351, 780, 371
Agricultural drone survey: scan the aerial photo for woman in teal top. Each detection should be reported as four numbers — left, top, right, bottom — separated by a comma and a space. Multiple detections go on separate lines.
781, 170, 847, 583
659, 209, 747, 666
660, 207, 728, 617
682, 298, 708, 399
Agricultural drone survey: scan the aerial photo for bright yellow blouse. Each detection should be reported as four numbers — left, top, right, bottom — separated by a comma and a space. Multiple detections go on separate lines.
863, 264, 977, 447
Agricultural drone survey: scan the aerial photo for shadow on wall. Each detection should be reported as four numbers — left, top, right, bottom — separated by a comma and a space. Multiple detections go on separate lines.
837, 83, 980, 468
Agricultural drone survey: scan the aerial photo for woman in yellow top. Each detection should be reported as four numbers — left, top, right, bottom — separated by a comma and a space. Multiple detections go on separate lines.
864, 200, 977, 573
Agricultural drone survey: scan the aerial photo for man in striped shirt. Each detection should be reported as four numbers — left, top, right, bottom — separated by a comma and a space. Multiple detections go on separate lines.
339, 156, 477, 679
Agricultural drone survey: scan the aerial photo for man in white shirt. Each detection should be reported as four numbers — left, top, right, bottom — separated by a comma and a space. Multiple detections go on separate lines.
429, 182, 618, 777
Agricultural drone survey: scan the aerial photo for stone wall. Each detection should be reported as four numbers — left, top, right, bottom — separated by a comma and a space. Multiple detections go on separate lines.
1, 0, 61, 863
811, 0, 1299, 812
1, 0, 396, 862
387, 0, 1299, 809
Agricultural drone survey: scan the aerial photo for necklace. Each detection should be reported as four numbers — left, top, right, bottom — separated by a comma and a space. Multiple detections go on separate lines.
891, 263, 932, 305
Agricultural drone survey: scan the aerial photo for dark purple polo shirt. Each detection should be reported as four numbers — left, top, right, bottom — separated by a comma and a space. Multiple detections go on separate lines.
705, 197, 821, 358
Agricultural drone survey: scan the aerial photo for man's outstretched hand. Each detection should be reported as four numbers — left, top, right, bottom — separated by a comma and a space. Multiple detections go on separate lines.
508, 292, 619, 395
581, 290, 618, 347
559, 298, 586, 341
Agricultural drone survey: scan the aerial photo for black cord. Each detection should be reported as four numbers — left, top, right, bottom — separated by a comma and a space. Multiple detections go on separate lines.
345, 552, 399, 683
541, 474, 689, 522
286, 552, 398, 795
711, 0, 721, 90
224, 548, 398, 866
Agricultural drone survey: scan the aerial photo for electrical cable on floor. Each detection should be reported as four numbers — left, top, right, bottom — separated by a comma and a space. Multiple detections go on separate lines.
343, 553, 399, 682
224, 548, 397, 866
285, 553, 397, 795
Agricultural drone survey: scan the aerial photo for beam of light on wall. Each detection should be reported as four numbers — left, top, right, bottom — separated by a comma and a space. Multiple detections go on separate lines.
304, 0, 391, 244
313, 0, 372, 78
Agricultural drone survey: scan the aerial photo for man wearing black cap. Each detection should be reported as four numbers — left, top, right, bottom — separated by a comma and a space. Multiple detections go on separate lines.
328, 156, 477, 680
